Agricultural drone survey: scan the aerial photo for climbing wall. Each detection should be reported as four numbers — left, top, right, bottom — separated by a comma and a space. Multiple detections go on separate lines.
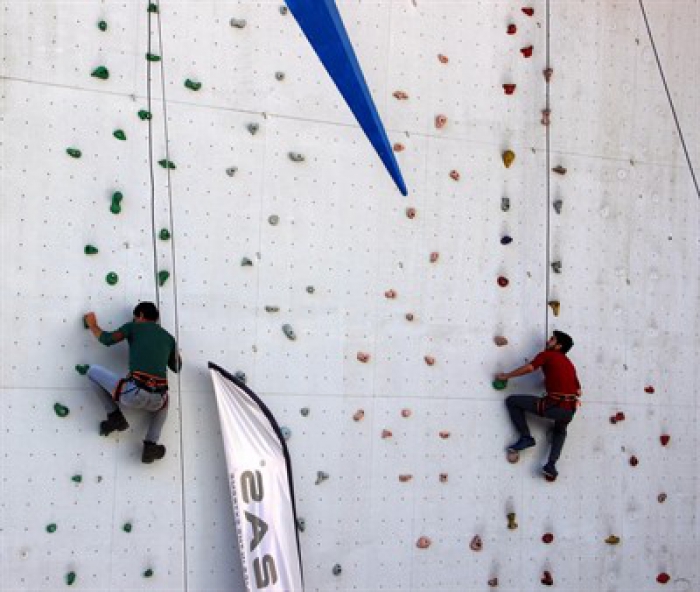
1, 1, 698, 591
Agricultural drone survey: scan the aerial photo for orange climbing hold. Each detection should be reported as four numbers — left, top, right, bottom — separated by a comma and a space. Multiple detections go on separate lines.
353, 409, 365, 421
393, 143, 405, 152
449, 170, 460, 181
416, 536, 431, 549
406, 207, 417, 219
430, 252, 440, 263
393, 90, 409, 100
439, 431, 450, 439
399, 474, 413, 482
437, 54, 449, 64
385, 289, 397, 299
470, 535, 483, 551
435, 114, 448, 129
424, 355, 436, 366
494, 336, 508, 347
502, 150, 515, 168
503, 84, 517, 95
381, 429, 393, 439
401, 409, 412, 418
520, 46, 533, 58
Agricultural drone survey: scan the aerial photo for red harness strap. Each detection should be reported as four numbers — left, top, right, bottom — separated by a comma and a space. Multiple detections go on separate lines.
112, 371, 169, 411
537, 393, 579, 415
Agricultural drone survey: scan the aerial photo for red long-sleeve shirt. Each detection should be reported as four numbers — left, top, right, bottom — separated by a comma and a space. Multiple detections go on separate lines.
531, 350, 581, 394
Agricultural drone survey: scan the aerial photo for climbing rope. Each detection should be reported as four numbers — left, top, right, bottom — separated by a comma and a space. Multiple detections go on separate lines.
638, 0, 700, 200
145, 2, 189, 587
544, 0, 552, 339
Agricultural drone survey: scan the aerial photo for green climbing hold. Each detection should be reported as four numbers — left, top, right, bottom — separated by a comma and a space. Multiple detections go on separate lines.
75, 364, 90, 375
143, 569, 154, 578
157, 270, 170, 287
147, 3, 158, 13
54, 403, 70, 417
123, 522, 132, 533
106, 272, 119, 286
97, 20, 107, 31
138, 110, 152, 120
66, 148, 82, 159
159, 228, 171, 241
91, 66, 109, 80
84, 245, 98, 255
146, 53, 161, 62
492, 379, 508, 390
184, 79, 202, 91
110, 192, 123, 214
46, 523, 57, 533
158, 159, 176, 169
65, 571, 76, 586
113, 129, 127, 141
71, 475, 82, 483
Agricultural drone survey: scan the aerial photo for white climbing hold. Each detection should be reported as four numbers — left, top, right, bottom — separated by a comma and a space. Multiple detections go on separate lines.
226, 166, 238, 177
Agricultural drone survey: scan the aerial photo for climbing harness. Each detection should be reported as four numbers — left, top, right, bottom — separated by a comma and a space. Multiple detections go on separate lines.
112, 371, 169, 411
537, 392, 579, 415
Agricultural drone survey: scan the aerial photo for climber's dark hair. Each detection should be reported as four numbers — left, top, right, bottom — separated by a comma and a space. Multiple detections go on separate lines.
133, 302, 159, 321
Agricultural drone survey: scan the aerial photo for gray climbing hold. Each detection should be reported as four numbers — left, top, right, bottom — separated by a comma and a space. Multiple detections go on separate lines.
553, 199, 563, 214
306, 286, 315, 294
282, 324, 296, 340
268, 215, 280, 226
279, 5, 288, 15
288, 152, 305, 163
315, 471, 329, 485
300, 407, 310, 417
297, 517, 306, 532
551, 261, 562, 274
265, 305, 280, 313
280, 426, 292, 440
230, 18, 247, 28
241, 257, 253, 267
501, 197, 510, 212
234, 371, 247, 384
275, 71, 285, 81
247, 122, 259, 135
332, 564, 342, 576
226, 166, 238, 177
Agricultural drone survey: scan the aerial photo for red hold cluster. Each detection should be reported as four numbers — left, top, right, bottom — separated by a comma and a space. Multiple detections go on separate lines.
520, 46, 533, 58
609, 411, 625, 424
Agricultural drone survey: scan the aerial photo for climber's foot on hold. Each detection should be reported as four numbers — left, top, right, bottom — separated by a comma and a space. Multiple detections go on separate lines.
142, 441, 166, 464
100, 409, 129, 436
507, 435, 536, 453
542, 462, 558, 481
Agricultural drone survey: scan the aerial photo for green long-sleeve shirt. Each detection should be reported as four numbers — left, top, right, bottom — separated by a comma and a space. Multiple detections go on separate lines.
99, 321, 180, 379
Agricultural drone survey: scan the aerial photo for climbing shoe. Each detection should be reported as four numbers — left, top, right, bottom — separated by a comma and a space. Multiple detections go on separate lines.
142, 441, 166, 464
542, 462, 559, 480
99, 409, 129, 436
507, 435, 536, 452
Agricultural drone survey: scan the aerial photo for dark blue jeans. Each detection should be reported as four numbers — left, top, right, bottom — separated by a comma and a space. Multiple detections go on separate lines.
506, 395, 575, 463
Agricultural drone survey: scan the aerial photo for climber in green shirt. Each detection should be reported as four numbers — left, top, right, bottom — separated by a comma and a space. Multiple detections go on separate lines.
84, 302, 181, 464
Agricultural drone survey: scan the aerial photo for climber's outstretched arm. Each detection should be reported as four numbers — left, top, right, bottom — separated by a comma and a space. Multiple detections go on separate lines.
84, 312, 125, 345
496, 363, 535, 382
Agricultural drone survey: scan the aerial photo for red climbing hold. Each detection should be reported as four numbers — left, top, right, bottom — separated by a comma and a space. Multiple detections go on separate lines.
449, 170, 460, 181
385, 289, 397, 299
424, 355, 436, 366
437, 54, 449, 64
381, 429, 393, 439
393, 143, 405, 152
430, 252, 440, 263
656, 573, 671, 584
497, 276, 509, 288
435, 114, 448, 129
520, 46, 533, 58
401, 409, 412, 418
610, 411, 625, 424
507, 24, 517, 35
357, 352, 371, 363
522, 7, 535, 16
503, 84, 517, 95
353, 409, 365, 421
406, 207, 417, 219
629, 455, 639, 467
645, 385, 655, 394
393, 90, 409, 100
416, 536, 431, 549
399, 474, 413, 482
439, 431, 450, 439
542, 533, 554, 544
541, 571, 554, 586
660, 434, 670, 446
439, 473, 448, 483
470, 535, 483, 551
488, 578, 499, 588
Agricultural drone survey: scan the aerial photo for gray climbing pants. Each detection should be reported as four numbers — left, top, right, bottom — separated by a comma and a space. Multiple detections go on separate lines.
506, 394, 575, 463
87, 364, 168, 443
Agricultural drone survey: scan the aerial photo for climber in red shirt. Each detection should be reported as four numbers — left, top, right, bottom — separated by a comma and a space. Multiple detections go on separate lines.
496, 331, 581, 480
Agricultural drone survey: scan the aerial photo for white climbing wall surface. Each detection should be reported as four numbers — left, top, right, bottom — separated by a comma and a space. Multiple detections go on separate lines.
1, 0, 698, 590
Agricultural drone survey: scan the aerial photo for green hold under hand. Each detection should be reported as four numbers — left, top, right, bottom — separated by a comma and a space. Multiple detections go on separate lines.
66, 148, 81, 159
138, 110, 152, 120
159, 228, 171, 241
84, 245, 98, 255
106, 272, 119, 286
492, 379, 508, 391
184, 79, 202, 91
158, 270, 170, 287
54, 403, 70, 417
91, 66, 109, 80
110, 192, 123, 214
75, 364, 90, 375
158, 159, 176, 169
113, 129, 126, 141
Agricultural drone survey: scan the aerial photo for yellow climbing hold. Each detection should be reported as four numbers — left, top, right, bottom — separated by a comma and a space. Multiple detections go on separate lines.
605, 535, 621, 545
548, 300, 561, 316
502, 150, 516, 169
